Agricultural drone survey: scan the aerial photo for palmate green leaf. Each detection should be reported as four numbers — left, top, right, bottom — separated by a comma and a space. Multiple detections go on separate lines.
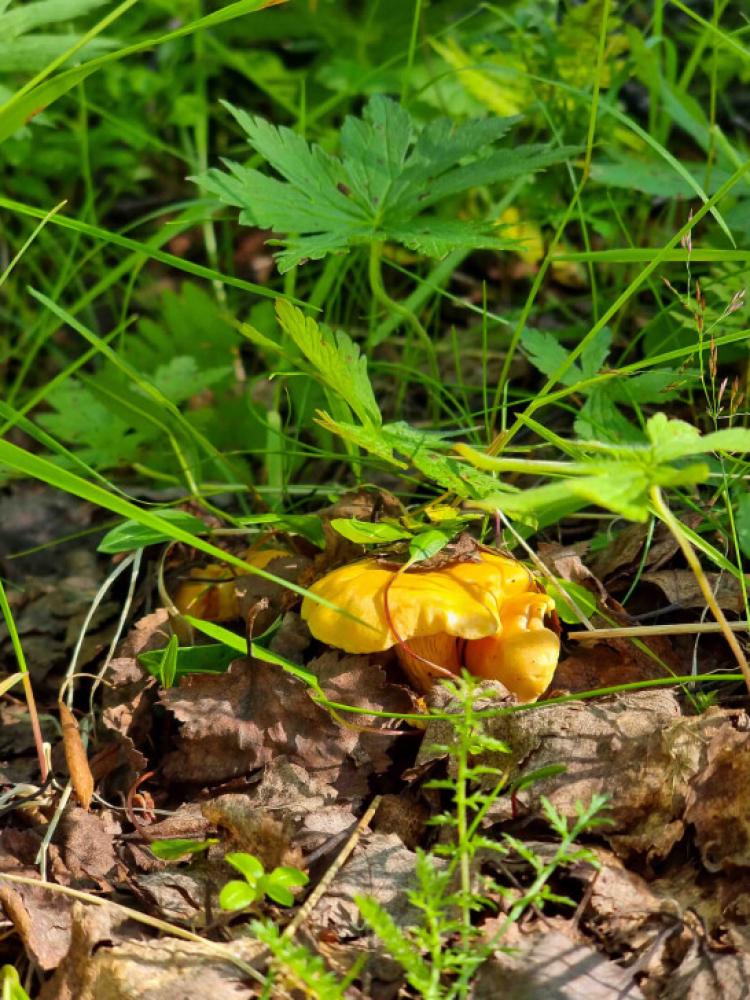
466, 412, 750, 525
276, 300, 381, 427
196, 95, 574, 271
647, 413, 750, 461
316, 411, 404, 466
37, 381, 147, 469
388, 217, 511, 257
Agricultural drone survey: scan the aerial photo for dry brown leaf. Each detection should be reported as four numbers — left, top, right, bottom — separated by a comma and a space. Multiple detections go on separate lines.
580, 849, 669, 955
659, 947, 750, 1000
551, 629, 684, 694
474, 927, 644, 999
371, 793, 429, 851
39, 902, 249, 1000
130, 802, 210, 844
0, 880, 73, 971
312, 832, 426, 935
59, 703, 94, 811
587, 521, 683, 585
684, 724, 750, 871
538, 541, 609, 602
160, 652, 413, 797
58, 808, 119, 884
420, 690, 742, 862
642, 570, 747, 612
131, 867, 212, 926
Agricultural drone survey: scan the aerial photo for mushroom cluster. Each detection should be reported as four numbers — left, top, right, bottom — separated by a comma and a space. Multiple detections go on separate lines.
301, 550, 559, 702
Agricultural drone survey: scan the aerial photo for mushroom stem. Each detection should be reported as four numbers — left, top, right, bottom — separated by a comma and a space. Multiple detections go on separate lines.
394, 634, 461, 693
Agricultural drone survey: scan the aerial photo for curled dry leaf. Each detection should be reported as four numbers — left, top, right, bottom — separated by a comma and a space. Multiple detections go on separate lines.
0, 880, 73, 971
247, 755, 358, 858
132, 867, 212, 926
551, 628, 684, 693
684, 724, 750, 871
586, 520, 684, 585
659, 947, 750, 1000
59, 703, 94, 811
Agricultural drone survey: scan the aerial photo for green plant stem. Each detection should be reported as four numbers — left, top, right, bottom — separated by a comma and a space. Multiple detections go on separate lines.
368, 241, 438, 378
650, 485, 750, 692
0, 580, 48, 782
454, 711, 473, 956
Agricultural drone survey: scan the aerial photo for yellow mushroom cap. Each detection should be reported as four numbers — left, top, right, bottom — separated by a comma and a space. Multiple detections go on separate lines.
464, 593, 559, 702
300, 551, 534, 654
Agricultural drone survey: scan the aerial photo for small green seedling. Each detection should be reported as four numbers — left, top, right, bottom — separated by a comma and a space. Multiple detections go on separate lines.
1, 966, 31, 1000
219, 852, 309, 911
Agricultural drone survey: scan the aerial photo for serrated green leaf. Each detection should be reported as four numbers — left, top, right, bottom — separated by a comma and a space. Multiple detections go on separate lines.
522, 328, 571, 382
150, 356, 230, 405
389, 217, 513, 258
276, 300, 381, 427
196, 95, 574, 270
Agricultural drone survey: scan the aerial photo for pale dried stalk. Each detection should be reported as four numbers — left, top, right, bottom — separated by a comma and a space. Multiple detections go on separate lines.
568, 621, 749, 641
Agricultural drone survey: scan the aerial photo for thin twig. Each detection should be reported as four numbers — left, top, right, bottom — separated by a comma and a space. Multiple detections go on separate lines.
282, 795, 382, 940
0, 871, 271, 989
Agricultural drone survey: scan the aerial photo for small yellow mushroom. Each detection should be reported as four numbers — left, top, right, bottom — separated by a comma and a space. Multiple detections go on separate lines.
301, 550, 559, 701
173, 547, 289, 621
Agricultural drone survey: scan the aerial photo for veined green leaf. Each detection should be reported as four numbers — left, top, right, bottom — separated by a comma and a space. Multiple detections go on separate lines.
276, 300, 381, 428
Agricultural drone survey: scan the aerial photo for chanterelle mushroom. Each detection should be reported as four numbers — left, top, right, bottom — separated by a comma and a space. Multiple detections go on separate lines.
173, 546, 289, 621
300, 550, 559, 701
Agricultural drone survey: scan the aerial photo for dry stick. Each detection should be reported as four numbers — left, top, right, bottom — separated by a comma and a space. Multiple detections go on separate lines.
569, 622, 750, 641
282, 794, 382, 940
0, 871, 272, 991
650, 485, 750, 693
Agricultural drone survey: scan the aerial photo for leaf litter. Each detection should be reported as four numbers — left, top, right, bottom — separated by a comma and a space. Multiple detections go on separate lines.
2, 490, 750, 998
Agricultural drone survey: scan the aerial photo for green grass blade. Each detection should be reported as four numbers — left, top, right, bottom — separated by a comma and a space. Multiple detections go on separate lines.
0, 196, 278, 300
0, 0, 279, 144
